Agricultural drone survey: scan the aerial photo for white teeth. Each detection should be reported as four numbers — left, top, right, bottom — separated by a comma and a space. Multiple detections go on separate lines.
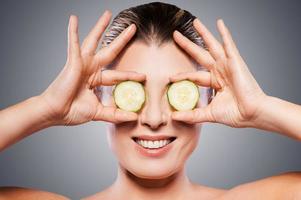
135, 139, 173, 149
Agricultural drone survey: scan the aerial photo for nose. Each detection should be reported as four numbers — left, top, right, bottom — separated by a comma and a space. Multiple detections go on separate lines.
140, 93, 168, 130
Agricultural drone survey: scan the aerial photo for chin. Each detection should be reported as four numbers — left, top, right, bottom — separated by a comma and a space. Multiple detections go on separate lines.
121, 146, 186, 180
125, 161, 181, 180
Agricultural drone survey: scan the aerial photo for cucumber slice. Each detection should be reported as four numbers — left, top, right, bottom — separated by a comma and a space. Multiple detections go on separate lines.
113, 80, 145, 112
167, 80, 199, 111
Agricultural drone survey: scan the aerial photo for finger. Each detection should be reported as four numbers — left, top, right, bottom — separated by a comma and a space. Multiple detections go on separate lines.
169, 71, 211, 87
171, 106, 214, 124
90, 69, 146, 87
96, 24, 136, 65
93, 103, 138, 123
67, 15, 81, 62
193, 18, 225, 61
81, 10, 112, 55
216, 19, 240, 58
173, 30, 215, 70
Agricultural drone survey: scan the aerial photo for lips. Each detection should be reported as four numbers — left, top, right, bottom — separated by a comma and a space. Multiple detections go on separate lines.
131, 135, 177, 157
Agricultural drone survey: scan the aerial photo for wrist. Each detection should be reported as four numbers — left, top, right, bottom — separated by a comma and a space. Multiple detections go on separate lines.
249, 95, 279, 131
32, 95, 60, 127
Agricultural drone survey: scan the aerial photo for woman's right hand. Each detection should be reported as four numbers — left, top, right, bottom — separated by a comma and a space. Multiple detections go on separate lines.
39, 11, 145, 126
170, 18, 268, 128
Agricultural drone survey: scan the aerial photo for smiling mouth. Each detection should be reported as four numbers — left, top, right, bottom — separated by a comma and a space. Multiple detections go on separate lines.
132, 137, 177, 149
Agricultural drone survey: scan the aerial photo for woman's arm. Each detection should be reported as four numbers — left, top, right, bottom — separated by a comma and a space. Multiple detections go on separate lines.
0, 96, 54, 151
252, 95, 301, 140
0, 11, 145, 152
169, 18, 301, 141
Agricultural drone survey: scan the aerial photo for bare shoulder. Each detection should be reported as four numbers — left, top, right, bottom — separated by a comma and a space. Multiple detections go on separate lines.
81, 186, 113, 200
191, 183, 227, 199
0, 186, 70, 200
221, 171, 301, 200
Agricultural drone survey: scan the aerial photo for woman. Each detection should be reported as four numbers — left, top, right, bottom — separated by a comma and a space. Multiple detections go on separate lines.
0, 2, 300, 199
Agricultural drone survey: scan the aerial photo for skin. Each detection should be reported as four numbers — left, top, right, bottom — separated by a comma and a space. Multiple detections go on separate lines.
0, 10, 300, 200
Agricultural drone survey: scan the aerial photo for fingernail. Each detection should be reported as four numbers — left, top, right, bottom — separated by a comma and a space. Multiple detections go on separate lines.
122, 111, 137, 121
169, 77, 175, 82
221, 19, 226, 26
103, 10, 111, 17
172, 112, 181, 119
174, 30, 181, 36
218, 18, 224, 25
194, 18, 201, 24
124, 24, 132, 34
69, 14, 74, 20
128, 113, 138, 121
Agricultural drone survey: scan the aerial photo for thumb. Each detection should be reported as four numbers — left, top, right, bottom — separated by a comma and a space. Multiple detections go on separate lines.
171, 106, 214, 124
92, 103, 138, 123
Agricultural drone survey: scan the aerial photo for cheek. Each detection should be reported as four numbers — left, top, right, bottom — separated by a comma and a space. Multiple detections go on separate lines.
177, 128, 201, 162
106, 123, 133, 156
184, 131, 200, 155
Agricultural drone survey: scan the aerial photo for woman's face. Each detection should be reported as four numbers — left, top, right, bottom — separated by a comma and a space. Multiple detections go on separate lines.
104, 40, 204, 179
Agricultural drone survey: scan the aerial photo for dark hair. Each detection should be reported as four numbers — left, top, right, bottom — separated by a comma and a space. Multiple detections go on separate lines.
103, 2, 206, 49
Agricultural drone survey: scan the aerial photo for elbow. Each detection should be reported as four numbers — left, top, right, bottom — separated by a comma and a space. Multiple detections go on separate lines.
0, 142, 4, 153
284, 130, 301, 141
293, 132, 301, 141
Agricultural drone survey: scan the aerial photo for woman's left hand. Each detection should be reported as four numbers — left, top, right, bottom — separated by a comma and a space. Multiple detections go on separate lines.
170, 18, 268, 128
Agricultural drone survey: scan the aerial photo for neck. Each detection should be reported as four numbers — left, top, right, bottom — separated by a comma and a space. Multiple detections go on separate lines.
110, 164, 195, 200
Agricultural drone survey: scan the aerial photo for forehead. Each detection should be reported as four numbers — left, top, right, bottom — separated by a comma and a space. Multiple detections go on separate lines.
112, 40, 197, 83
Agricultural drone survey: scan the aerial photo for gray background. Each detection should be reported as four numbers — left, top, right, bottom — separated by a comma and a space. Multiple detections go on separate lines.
0, 0, 300, 199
